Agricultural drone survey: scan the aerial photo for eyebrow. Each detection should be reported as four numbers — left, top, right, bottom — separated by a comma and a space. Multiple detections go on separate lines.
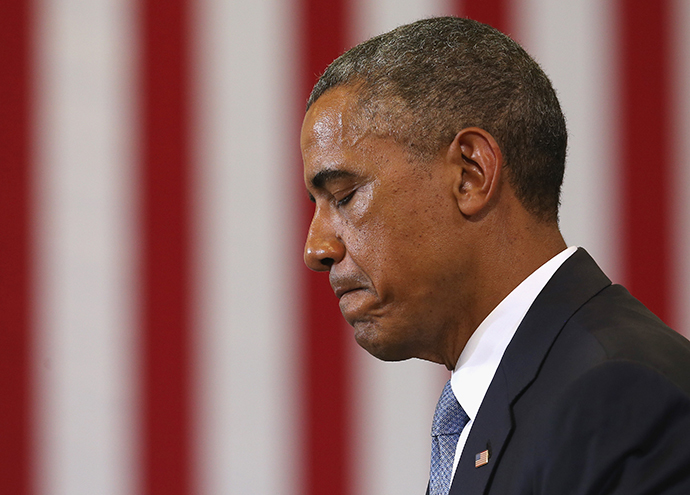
309, 168, 359, 190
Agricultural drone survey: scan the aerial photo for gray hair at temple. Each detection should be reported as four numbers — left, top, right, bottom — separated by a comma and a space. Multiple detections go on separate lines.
307, 16, 567, 223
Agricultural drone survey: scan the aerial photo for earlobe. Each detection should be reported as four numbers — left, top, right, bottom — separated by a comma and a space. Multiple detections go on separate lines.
446, 127, 503, 216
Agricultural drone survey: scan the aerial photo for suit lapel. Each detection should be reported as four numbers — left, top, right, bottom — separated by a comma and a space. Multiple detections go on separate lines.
448, 249, 611, 494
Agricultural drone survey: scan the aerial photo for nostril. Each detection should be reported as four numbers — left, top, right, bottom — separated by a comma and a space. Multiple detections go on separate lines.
321, 257, 334, 268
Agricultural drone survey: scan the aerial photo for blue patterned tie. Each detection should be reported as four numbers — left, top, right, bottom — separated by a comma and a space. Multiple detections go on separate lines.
429, 380, 470, 495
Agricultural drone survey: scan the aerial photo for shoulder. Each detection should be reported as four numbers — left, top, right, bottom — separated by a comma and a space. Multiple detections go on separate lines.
529, 282, 690, 494
484, 250, 690, 494
559, 282, 690, 394
533, 360, 690, 495
507, 272, 690, 493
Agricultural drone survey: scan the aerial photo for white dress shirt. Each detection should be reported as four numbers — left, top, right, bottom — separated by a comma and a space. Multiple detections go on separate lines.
449, 246, 577, 477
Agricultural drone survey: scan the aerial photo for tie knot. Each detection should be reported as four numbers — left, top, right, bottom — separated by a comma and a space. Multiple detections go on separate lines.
431, 380, 469, 436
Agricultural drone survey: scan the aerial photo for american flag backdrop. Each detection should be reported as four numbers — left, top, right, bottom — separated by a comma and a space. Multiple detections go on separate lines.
2, 1, 690, 494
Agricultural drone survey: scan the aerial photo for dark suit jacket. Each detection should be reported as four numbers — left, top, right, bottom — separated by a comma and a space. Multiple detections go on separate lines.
445, 248, 690, 495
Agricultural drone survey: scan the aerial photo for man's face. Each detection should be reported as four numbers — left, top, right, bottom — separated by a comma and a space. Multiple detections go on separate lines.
301, 87, 470, 363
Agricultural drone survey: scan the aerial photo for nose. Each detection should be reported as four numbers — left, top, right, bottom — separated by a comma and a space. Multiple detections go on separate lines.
304, 213, 345, 271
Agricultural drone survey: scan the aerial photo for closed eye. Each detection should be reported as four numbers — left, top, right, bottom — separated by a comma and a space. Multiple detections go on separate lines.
336, 190, 355, 207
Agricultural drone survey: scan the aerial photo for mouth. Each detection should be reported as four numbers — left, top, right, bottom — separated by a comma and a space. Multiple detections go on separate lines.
330, 271, 371, 303
330, 276, 379, 325
331, 275, 367, 300
334, 286, 362, 299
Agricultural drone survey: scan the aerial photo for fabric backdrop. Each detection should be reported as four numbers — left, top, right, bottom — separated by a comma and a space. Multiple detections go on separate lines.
2, 1, 690, 494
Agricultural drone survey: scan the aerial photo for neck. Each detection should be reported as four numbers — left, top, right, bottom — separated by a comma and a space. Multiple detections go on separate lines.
441, 216, 566, 370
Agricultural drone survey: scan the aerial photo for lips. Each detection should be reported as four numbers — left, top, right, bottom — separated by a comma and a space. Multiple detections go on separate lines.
329, 274, 376, 325
332, 283, 362, 299
330, 273, 368, 300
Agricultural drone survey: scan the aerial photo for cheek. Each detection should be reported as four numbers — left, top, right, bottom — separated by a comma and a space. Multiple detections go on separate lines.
338, 188, 388, 255
343, 216, 427, 294
373, 209, 457, 293
340, 180, 454, 278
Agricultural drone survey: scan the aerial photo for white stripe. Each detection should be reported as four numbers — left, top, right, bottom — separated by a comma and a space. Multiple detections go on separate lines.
33, 1, 139, 494
192, 0, 301, 493
353, 348, 448, 495
351, 0, 456, 44
348, 3, 456, 495
514, 0, 622, 282
672, 0, 690, 338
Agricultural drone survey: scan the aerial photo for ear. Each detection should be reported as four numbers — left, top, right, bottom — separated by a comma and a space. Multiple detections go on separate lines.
446, 127, 503, 216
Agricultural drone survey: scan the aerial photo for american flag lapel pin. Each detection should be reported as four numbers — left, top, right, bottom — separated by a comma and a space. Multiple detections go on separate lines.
475, 449, 490, 468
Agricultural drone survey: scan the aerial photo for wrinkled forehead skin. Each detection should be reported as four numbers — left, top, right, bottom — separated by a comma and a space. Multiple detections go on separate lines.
304, 81, 428, 165
301, 87, 380, 185
302, 86, 372, 149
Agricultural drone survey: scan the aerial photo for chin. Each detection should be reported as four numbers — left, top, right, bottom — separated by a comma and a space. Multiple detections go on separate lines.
353, 321, 416, 362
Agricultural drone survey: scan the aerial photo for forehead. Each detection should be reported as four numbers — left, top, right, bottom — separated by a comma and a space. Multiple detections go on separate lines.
301, 86, 366, 162
301, 86, 430, 190
301, 88, 371, 189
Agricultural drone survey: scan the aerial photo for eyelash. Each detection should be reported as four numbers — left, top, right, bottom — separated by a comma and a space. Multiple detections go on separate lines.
336, 191, 355, 207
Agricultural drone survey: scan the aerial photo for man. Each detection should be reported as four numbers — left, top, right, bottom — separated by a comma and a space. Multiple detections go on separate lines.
301, 16, 690, 495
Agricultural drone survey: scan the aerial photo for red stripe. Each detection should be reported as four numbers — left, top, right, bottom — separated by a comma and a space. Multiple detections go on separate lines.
140, 0, 193, 493
0, 0, 33, 493
459, 0, 510, 34
618, 1, 672, 323
299, 1, 354, 494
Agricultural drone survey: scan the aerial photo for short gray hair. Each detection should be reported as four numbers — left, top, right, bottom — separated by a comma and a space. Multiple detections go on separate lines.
307, 17, 567, 223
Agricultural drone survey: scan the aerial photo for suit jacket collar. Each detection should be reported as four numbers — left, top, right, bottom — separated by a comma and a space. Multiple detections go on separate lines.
448, 248, 611, 495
